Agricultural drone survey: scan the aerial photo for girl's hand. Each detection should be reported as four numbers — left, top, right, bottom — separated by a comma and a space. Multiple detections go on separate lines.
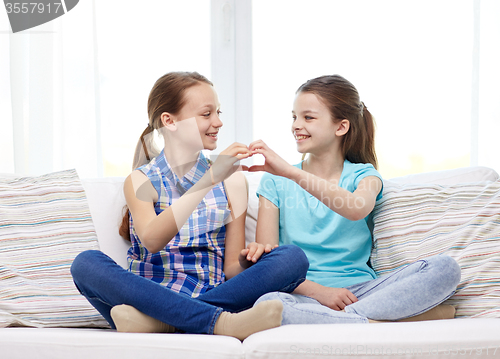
247, 140, 294, 178
211, 142, 252, 184
316, 287, 359, 311
239, 242, 278, 269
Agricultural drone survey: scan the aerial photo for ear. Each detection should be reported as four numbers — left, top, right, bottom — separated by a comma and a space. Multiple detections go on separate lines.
335, 119, 350, 137
161, 112, 177, 132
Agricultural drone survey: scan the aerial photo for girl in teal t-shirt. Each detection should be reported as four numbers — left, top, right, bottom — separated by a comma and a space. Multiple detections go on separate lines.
257, 160, 382, 289
248, 74, 461, 324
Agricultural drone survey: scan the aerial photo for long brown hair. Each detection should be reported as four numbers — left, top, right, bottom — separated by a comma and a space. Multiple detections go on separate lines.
119, 71, 213, 240
297, 75, 377, 169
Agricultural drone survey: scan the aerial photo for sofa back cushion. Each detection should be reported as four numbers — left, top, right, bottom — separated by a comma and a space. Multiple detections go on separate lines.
371, 179, 500, 318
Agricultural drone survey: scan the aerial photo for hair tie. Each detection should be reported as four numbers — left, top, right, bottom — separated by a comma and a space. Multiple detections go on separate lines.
140, 124, 154, 162
359, 102, 366, 116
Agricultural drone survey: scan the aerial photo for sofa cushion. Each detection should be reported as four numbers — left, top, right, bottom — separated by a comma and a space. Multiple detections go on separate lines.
371, 179, 500, 318
243, 319, 500, 358
0, 169, 108, 328
0, 328, 245, 359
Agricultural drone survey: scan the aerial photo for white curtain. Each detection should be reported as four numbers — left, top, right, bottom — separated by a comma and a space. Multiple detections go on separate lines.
1, 0, 102, 177
252, 0, 500, 178
1, 1, 498, 178
1, 0, 211, 178
0, 12, 15, 173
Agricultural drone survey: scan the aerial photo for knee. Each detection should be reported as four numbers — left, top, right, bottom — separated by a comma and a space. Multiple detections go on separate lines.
274, 245, 309, 274
71, 250, 105, 282
428, 255, 461, 290
443, 255, 461, 287
254, 292, 281, 306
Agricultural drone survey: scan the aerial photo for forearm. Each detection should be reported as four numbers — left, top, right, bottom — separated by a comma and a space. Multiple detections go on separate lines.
255, 196, 280, 247
223, 261, 246, 280
292, 278, 324, 299
286, 167, 371, 221
140, 172, 214, 252
293, 279, 358, 310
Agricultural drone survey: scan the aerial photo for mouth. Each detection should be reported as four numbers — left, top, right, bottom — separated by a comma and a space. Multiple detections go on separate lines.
295, 134, 310, 142
206, 132, 218, 140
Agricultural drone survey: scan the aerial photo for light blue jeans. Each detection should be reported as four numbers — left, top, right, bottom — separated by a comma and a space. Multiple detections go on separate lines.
255, 255, 461, 324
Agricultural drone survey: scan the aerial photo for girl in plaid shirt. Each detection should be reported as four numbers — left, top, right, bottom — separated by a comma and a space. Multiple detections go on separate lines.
71, 72, 308, 340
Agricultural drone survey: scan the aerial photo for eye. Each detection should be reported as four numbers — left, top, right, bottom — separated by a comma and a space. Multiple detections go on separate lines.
203, 112, 210, 117
217, 110, 222, 115
305, 116, 314, 120
292, 115, 297, 121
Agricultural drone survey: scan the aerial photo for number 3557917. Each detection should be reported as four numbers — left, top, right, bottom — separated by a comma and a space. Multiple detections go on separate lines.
5, 3, 63, 14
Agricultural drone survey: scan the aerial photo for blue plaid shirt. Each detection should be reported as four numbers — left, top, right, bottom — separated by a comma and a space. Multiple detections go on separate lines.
127, 151, 231, 298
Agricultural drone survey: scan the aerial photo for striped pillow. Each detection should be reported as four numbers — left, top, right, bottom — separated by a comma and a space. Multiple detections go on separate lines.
0, 169, 109, 328
371, 180, 500, 318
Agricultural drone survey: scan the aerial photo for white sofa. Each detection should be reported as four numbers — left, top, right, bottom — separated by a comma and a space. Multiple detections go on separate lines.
1, 166, 500, 359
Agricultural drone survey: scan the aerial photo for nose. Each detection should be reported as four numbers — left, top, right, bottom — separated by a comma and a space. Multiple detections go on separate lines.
213, 113, 223, 128
292, 120, 303, 133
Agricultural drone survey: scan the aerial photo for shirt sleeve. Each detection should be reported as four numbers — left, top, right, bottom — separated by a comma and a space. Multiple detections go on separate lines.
256, 173, 280, 207
353, 164, 384, 201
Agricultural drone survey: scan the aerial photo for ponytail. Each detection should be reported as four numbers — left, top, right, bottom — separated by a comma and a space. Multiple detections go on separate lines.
121, 125, 157, 241
132, 125, 160, 170
118, 207, 130, 241
342, 102, 378, 169
121, 125, 160, 241
360, 103, 378, 169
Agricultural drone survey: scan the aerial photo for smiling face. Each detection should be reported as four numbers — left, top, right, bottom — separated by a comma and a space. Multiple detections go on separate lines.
167, 82, 223, 151
292, 91, 345, 156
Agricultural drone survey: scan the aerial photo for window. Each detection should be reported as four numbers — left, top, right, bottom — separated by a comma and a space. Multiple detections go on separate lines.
96, 0, 211, 176
2, 1, 499, 178
252, 0, 486, 178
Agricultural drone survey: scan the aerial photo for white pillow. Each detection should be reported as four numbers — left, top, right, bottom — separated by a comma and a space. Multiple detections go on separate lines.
0, 170, 108, 328
245, 172, 263, 246
371, 180, 500, 318
81, 177, 130, 269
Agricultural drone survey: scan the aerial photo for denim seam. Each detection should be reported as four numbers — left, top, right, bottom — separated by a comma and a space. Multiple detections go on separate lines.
208, 307, 223, 335
286, 307, 369, 324
279, 293, 369, 324
395, 288, 457, 320
280, 276, 307, 293
85, 294, 114, 308
355, 259, 428, 299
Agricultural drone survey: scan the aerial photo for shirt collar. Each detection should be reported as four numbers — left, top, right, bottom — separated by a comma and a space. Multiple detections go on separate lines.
160, 150, 210, 194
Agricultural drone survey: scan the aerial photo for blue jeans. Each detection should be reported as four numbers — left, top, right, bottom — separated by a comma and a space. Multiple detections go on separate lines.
255, 255, 461, 324
70, 244, 308, 334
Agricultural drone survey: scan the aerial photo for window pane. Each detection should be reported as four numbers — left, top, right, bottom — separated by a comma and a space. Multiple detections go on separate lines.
253, 0, 473, 178
96, 0, 211, 176
478, 0, 500, 172
0, 33, 13, 173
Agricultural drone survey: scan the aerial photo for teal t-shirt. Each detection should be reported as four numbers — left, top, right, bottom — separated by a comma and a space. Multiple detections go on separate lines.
256, 160, 383, 288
